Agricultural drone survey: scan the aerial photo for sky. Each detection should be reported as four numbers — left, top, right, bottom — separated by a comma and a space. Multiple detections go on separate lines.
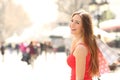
13, 0, 58, 26
13, 0, 120, 26
11, 0, 58, 40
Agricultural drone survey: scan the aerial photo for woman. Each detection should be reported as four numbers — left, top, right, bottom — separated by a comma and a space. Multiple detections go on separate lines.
67, 10, 99, 80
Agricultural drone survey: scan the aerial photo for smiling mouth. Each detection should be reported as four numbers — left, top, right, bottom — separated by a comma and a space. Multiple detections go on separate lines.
71, 29, 76, 31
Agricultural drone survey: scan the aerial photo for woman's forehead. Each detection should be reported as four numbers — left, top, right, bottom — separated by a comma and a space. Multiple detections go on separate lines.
72, 14, 81, 21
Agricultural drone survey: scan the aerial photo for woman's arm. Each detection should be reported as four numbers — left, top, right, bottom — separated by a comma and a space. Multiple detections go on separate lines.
73, 45, 88, 80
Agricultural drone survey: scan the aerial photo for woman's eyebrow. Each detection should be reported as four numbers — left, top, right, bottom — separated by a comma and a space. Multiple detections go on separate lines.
74, 19, 81, 22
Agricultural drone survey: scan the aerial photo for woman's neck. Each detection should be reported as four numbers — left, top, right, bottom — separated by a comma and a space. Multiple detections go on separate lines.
71, 35, 84, 48
70, 36, 84, 53
73, 34, 84, 43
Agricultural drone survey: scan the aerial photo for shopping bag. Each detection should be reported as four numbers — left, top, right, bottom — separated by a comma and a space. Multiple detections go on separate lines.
98, 51, 110, 74
96, 38, 119, 65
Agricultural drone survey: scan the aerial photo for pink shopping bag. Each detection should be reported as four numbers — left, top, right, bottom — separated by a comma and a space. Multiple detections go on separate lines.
98, 51, 110, 74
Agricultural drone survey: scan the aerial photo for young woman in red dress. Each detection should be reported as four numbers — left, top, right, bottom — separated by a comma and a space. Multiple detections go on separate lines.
67, 10, 100, 80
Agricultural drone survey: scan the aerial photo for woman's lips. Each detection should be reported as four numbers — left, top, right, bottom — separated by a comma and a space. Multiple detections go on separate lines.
71, 29, 76, 31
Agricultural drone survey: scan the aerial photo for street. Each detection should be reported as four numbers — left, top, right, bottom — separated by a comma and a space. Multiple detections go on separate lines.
0, 51, 71, 80
0, 50, 120, 80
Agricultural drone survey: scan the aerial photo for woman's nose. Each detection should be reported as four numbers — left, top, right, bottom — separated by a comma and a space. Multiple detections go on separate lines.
70, 22, 75, 27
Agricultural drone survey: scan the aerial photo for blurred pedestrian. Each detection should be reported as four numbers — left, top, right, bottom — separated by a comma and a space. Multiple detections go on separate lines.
20, 42, 30, 65
0, 42, 5, 62
39, 42, 44, 55
27, 41, 37, 67
14, 43, 20, 55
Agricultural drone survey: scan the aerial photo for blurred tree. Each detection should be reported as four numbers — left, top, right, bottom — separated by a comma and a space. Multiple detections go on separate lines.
101, 9, 116, 21
56, 0, 84, 15
0, 0, 31, 40
56, 0, 90, 22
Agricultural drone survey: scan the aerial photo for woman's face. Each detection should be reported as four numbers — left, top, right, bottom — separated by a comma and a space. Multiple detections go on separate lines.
69, 14, 83, 36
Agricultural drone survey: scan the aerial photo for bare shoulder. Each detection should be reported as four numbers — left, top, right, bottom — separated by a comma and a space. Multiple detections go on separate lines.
73, 44, 88, 57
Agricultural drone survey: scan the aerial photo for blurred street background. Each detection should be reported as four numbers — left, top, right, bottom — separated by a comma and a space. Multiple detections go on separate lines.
0, 50, 120, 80
0, 0, 120, 80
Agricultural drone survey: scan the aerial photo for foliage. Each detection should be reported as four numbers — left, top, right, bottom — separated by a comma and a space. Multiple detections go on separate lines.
56, 0, 88, 17
101, 9, 116, 21
0, 0, 31, 40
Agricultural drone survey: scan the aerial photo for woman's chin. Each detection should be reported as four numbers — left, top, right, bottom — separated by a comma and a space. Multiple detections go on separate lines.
71, 32, 75, 35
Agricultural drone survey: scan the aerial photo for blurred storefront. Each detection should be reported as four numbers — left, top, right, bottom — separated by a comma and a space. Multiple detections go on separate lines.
49, 25, 71, 52
100, 19, 120, 48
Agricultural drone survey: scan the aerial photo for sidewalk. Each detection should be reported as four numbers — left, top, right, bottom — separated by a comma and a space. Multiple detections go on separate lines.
0, 51, 120, 80
100, 67, 120, 80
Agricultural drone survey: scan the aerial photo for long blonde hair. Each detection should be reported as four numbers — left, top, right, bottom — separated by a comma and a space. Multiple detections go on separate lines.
72, 10, 99, 76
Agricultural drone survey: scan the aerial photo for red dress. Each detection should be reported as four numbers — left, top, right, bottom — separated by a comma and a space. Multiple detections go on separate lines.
67, 43, 92, 80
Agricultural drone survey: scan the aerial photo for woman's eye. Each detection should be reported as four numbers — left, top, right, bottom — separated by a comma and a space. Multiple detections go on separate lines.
70, 19, 80, 24
70, 19, 73, 22
75, 21, 80, 24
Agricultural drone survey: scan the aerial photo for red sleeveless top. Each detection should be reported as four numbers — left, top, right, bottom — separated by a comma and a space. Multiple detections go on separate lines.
67, 43, 92, 80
